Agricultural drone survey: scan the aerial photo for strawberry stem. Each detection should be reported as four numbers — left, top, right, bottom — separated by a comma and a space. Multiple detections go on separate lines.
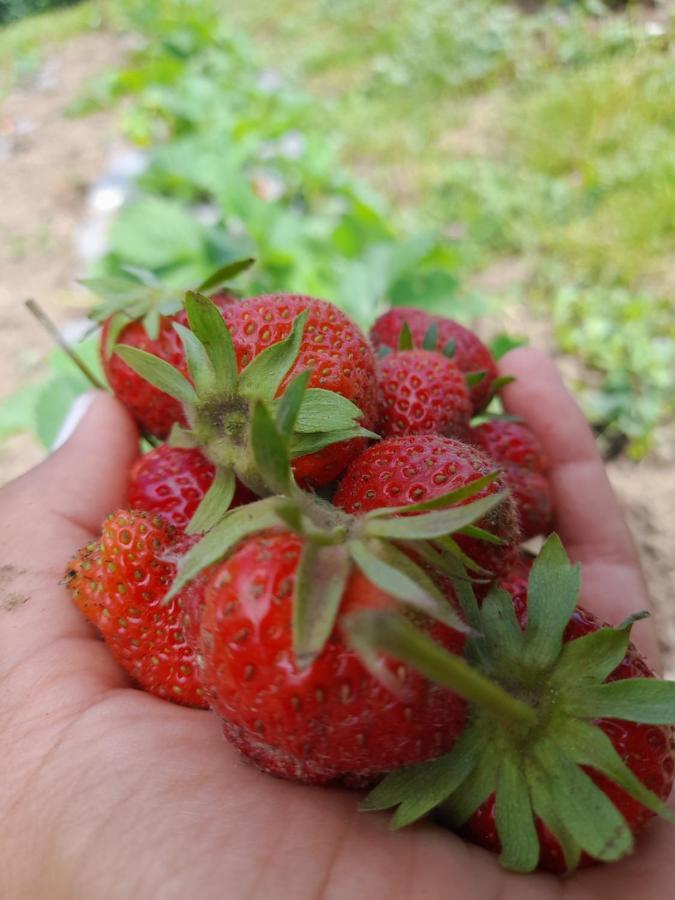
25, 298, 106, 390
345, 610, 538, 727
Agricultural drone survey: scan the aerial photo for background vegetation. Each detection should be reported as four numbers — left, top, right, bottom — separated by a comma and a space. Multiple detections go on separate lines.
1, 0, 674, 456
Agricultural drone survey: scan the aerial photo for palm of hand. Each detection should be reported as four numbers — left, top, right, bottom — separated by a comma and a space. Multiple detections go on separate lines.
1, 352, 673, 900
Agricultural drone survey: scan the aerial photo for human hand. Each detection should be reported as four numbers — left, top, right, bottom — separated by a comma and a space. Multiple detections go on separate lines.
0, 350, 672, 900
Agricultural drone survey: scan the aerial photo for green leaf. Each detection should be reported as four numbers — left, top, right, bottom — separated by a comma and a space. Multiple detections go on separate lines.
348, 539, 466, 631
167, 497, 284, 599
186, 467, 236, 535
442, 339, 456, 359
437, 748, 499, 827
361, 718, 484, 828
523, 534, 580, 671
184, 291, 238, 393
293, 388, 364, 433
250, 400, 291, 495
566, 679, 675, 724
551, 625, 633, 691
495, 754, 539, 873
197, 257, 255, 293
114, 346, 197, 408
293, 541, 351, 667
478, 587, 525, 672
490, 375, 516, 394
144, 307, 161, 341
533, 740, 633, 863
466, 370, 487, 387
343, 611, 536, 726
398, 321, 414, 350
457, 524, 505, 545
237, 309, 309, 401
173, 322, 216, 395
364, 492, 507, 541
526, 764, 581, 873
363, 471, 500, 517
276, 370, 312, 438
108, 196, 204, 269
431, 533, 491, 574
559, 719, 675, 823
289, 426, 378, 457
422, 322, 439, 351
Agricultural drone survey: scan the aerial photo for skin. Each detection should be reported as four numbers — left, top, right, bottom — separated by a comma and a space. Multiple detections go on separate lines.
0, 348, 673, 900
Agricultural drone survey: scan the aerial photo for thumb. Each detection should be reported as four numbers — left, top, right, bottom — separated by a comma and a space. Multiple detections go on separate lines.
5, 391, 140, 537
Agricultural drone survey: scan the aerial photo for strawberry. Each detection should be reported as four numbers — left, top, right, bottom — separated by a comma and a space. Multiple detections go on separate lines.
498, 551, 533, 601
333, 434, 521, 579
362, 535, 675, 874
115, 292, 378, 499
128, 445, 255, 532
370, 307, 498, 412
197, 529, 468, 786
375, 349, 471, 440
65, 510, 208, 709
471, 420, 552, 539
461, 601, 675, 873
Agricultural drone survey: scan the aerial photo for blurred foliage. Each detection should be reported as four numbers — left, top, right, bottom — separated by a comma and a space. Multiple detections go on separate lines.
1, 0, 673, 457
0, 0, 82, 26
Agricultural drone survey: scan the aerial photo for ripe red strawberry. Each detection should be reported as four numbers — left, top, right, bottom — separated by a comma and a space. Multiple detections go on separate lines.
101, 293, 235, 440
217, 293, 377, 485
128, 445, 255, 531
471, 421, 552, 539
499, 551, 533, 601
370, 307, 498, 412
376, 349, 471, 440
461, 601, 675, 873
111, 293, 378, 489
333, 434, 520, 579
363, 535, 675, 874
65, 510, 208, 709
197, 529, 468, 786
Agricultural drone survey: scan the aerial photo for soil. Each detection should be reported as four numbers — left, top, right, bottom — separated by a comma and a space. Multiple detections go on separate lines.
0, 30, 673, 674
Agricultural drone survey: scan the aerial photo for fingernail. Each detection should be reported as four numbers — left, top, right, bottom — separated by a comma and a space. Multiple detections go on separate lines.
52, 392, 97, 450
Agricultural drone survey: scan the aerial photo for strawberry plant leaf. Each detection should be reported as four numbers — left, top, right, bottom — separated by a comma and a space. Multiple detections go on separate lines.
466, 370, 487, 387
565, 679, 675, 724
167, 496, 284, 599
490, 375, 516, 394
250, 400, 292, 495
442, 338, 456, 359
293, 388, 365, 433
186, 467, 236, 535
559, 719, 675, 823
114, 345, 197, 407
289, 426, 378, 457
526, 765, 581, 873
293, 541, 351, 667
533, 740, 633, 862
398, 321, 414, 350
184, 291, 238, 393
478, 587, 525, 673
551, 624, 633, 689
437, 748, 500, 827
495, 753, 539, 873
363, 492, 507, 540
457, 524, 505, 545
523, 534, 580, 671
173, 322, 216, 395
422, 322, 439, 351
364, 471, 500, 517
276, 370, 312, 438
361, 718, 484, 827
348, 539, 466, 631
237, 309, 309, 401
432, 533, 491, 574
144, 307, 161, 341
196, 257, 255, 293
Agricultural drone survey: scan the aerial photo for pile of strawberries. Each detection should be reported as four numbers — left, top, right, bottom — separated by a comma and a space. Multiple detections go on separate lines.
66, 262, 675, 875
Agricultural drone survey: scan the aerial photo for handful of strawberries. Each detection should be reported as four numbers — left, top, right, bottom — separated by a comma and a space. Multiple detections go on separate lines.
65, 261, 675, 875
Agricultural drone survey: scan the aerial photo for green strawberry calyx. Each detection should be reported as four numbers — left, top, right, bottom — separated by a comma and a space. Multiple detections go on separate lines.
114, 291, 377, 510
166, 384, 513, 685
84, 257, 255, 353
354, 534, 675, 874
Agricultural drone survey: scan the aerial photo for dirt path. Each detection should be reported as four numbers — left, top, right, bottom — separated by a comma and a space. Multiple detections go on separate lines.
0, 29, 130, 482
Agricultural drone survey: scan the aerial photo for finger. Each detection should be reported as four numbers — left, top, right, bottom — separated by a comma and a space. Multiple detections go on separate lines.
498, 348, 658, 664
0, 392, 140, 674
